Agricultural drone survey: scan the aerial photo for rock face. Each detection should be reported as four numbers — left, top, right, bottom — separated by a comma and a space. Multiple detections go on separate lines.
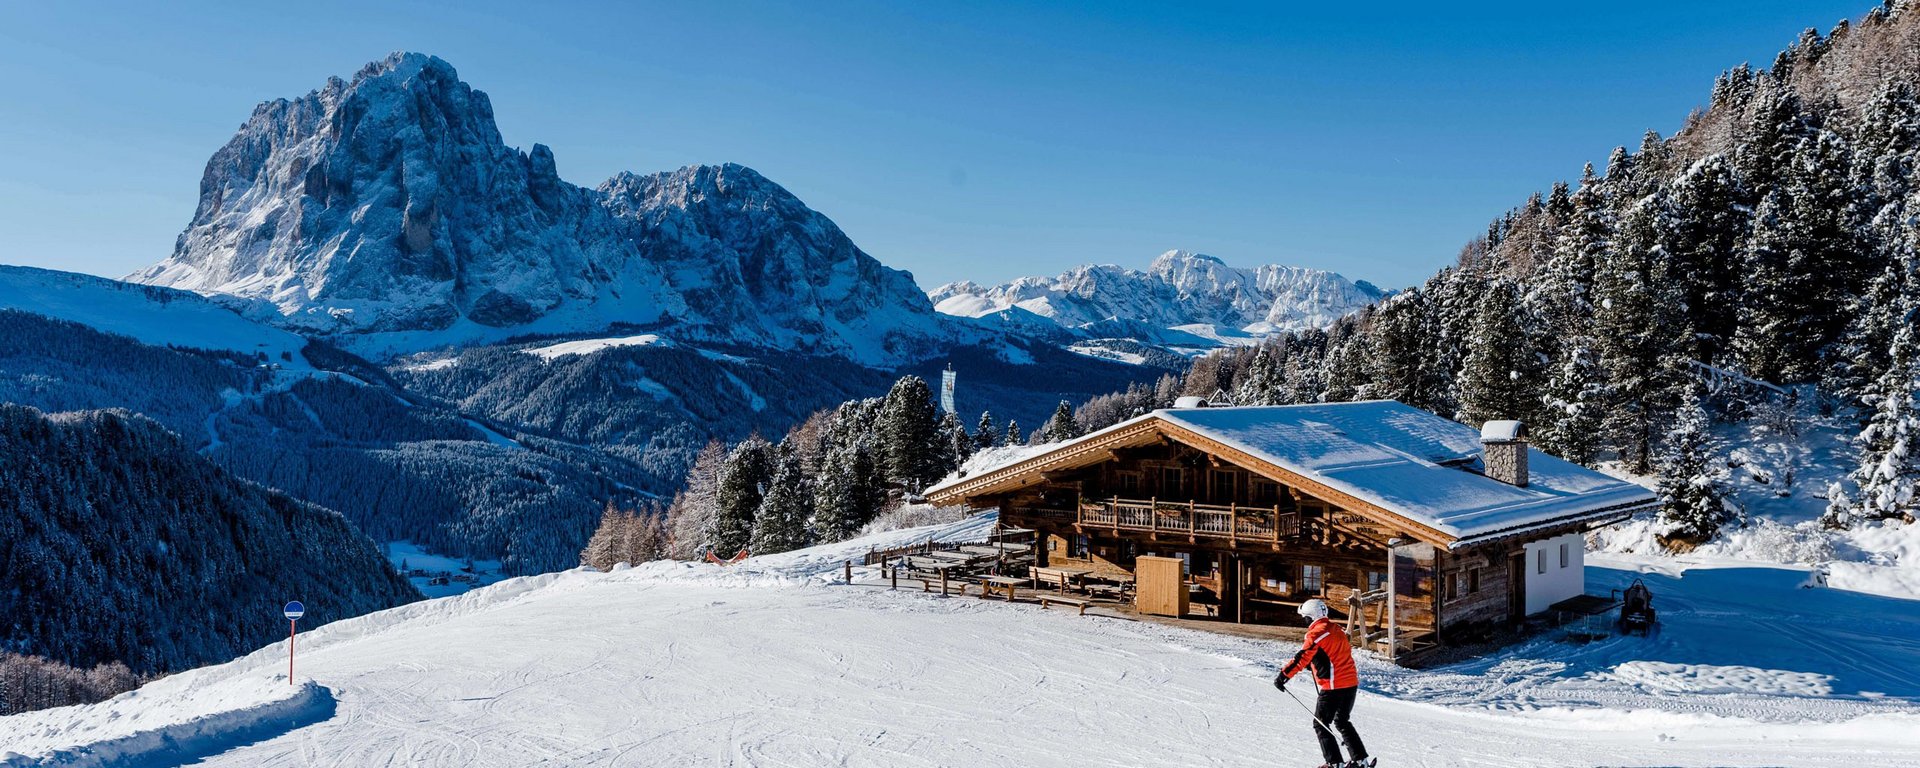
132, 53, 946, 363
928, 250, 1387, 343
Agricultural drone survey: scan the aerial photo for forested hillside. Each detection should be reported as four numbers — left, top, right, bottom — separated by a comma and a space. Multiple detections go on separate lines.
0, 310, 650, 574
1078, 1, 1920, 548
0, 404, 419, 684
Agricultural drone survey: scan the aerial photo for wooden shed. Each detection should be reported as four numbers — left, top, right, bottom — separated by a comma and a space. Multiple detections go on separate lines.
925, 401, 1658, 660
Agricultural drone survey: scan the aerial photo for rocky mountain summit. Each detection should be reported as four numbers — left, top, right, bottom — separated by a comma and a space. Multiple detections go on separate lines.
929, 250, 1386, 346
131, 53, 949, 364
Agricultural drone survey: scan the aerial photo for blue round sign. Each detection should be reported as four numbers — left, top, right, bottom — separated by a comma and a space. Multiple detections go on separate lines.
283, 601, 305, 621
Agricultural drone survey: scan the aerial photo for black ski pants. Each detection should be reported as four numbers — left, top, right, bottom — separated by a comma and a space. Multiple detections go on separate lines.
1311, 685, 1367, 764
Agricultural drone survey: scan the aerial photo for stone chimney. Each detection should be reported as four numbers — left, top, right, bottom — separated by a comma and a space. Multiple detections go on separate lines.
1480, 420, 1528, 487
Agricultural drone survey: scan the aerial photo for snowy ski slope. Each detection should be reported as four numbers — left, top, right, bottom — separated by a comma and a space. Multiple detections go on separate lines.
5, 514, 1918, 767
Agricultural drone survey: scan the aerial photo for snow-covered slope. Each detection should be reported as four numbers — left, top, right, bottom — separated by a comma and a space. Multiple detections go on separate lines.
129, 53, 955, 365
10, 513, 1917, 767
0, 265, 312, 369
930, 250, 1388, 352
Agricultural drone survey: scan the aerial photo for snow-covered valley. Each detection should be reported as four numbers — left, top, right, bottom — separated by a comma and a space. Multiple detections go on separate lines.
8, 514, 1918, 767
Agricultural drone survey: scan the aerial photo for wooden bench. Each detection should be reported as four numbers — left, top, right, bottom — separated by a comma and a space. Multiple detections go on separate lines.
1038, 595, 1092, 615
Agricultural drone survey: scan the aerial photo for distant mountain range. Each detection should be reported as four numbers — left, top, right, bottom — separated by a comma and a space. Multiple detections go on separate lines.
929, 250, 1387, 354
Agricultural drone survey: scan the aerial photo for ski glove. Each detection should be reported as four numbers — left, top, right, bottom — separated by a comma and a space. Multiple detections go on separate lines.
1272, 673, 1287, 691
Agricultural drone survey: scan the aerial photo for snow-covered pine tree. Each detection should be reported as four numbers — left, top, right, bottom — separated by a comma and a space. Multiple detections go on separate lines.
1595, 192, 1689, 473
752, 445, 812, 555
1732, 189, 1808, 383
1005, 419, 1022, 446
1457, 278, 1543, 427
1367, 290, 1444, 412
812, 439, 884, 542
878, 376, 942, 490
1827, 261, 1920, 529
1233, 345, 1283, 406
1662, 154, 1750, 364
665, 440, 728, 560
974, 410, 998, 449
1657, 387, 1736, 547
1039, 400, 1083, 442
940, 412, 974, 474
709, 436, 772, 557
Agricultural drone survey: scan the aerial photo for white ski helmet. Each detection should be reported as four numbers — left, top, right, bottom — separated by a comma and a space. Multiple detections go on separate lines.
1297, 598, 1330, 621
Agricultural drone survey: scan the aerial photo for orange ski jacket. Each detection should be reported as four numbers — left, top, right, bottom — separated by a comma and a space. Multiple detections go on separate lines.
1280, 617, 1359, 690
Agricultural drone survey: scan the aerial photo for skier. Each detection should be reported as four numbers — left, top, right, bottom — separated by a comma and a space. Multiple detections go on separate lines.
1273, 598, 1373, 768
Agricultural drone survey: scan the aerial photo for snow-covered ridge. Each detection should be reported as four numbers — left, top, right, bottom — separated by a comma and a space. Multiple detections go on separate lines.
0, 265, 312, 369
930, 250, 1388, 351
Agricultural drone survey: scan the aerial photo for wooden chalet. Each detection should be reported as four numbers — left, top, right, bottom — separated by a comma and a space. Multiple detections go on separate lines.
925, 400, 1658, 659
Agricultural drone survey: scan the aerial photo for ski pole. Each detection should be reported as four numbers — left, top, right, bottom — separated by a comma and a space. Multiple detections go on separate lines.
1283, 684, 1338, 736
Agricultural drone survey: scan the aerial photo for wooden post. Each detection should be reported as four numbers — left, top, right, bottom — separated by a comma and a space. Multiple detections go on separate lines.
940, 568, 949, 597
1386, 544, 1399, 662
891, 564, 899, 591
844, 561, 852, 584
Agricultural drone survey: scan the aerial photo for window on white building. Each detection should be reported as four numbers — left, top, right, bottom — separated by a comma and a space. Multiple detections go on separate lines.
1560, 542, 1570, 569
1537, 550, 1546, 575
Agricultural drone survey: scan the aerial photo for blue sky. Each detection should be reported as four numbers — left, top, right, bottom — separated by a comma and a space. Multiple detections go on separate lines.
0, 0, 1873, 290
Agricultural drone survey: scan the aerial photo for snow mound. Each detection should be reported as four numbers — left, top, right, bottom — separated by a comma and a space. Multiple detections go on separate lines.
0, 680, 334, 767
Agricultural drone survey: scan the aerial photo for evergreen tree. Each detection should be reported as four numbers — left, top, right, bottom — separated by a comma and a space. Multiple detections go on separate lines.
1732, 190, 1811, 382
1234, 345, 1284, 406
1827, 270, 1920, 529
877, 376, 942, 490
1662, 155, 1750, 363
1657, 387, 1735, 546
813, 440, 884, 541
710, 437, 772, 557
1594, 193, 1689, 473
940, 412, 974, 474
752, 445, 812, 555
1004, 419, 1022, 446
1457, 279, 1543, 426
1038, 400, 1083, 442
1536, 343, 1606, 466
974, 410, 998, 449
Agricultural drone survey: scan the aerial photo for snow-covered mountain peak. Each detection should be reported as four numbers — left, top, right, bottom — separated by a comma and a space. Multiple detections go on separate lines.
128, 54, 948, 364
931, 251, 1387, 350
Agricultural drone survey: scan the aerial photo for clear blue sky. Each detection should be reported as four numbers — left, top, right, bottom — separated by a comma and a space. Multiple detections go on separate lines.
0, 0, 1873, 290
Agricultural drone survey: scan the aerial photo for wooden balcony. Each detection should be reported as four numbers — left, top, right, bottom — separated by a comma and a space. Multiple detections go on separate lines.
1066, 497, 1302, 544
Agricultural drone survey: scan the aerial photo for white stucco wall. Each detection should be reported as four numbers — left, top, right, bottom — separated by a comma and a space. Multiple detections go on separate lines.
1522, 532, 1585, 615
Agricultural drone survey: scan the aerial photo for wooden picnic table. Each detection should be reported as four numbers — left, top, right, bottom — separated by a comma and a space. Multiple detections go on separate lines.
923, 551, 979, 563
959, 545, 1020, 556
1030, 566, 1095, 593
979, 576, 1030, 602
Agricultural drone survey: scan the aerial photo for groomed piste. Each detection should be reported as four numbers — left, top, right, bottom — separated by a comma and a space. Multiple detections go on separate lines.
5, 513, 1919, 767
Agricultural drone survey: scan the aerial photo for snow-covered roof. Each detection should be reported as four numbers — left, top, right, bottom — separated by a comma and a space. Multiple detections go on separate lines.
927, 400, 1656, 547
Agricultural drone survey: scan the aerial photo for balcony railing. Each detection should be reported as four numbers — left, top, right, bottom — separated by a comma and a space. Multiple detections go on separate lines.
1060, 497, 1302, 543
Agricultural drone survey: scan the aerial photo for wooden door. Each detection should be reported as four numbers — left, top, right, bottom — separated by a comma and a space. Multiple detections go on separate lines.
1508, 553, 1526, 622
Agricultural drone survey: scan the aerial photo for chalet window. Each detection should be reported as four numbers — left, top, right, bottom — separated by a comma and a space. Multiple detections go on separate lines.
1469, 567, 1481, 593
1537, 550, 1546, 575
1447, 573, 1463, 600
1250, 478, 1279, 505
1366, 570, 1387, 593
1210, 470, 1236, 502
1118, 539, 1137, 561
1177, 552, 1192, 575
1070, 535, 1090, 559
1300, 564, 1324, 594
1117, 471, 1142, 495
1559, 542, 1570, 569
1161, 467, 1185, 495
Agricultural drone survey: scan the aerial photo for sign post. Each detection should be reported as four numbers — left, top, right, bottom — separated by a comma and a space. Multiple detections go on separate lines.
283, 601, 305, 685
